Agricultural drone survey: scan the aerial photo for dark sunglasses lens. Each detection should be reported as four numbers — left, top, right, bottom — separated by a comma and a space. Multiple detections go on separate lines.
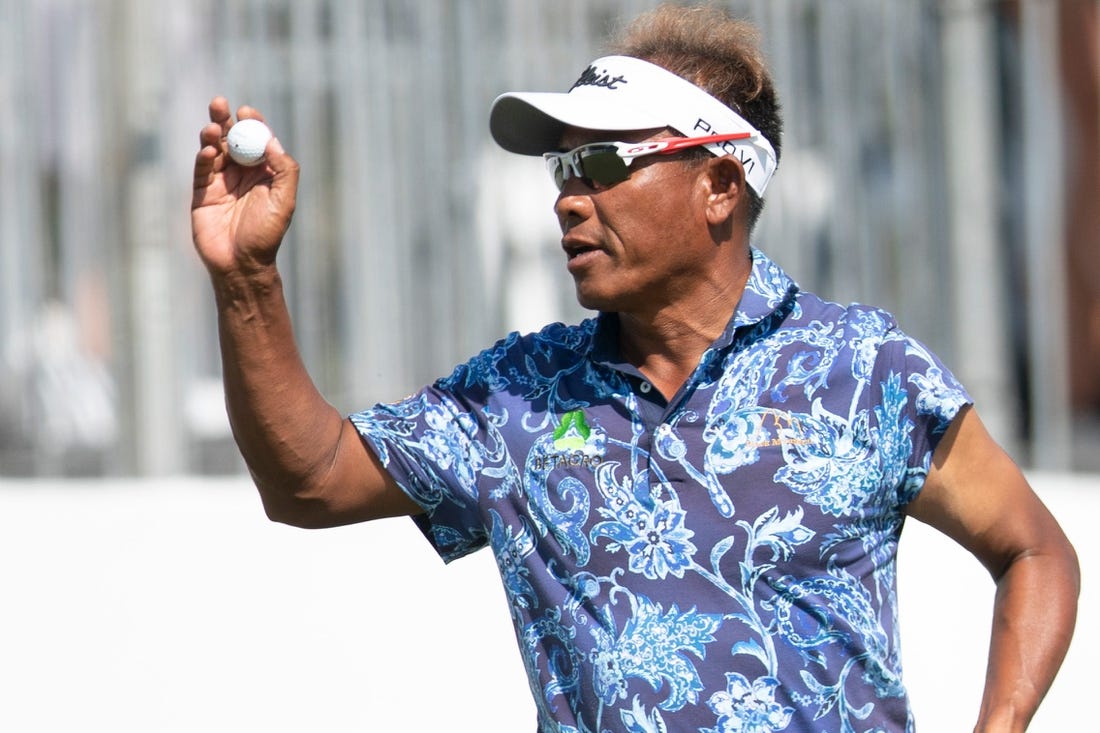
579, 149, 630, 187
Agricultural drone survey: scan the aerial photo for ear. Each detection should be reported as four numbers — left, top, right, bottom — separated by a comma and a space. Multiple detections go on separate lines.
702, 156, 747, 228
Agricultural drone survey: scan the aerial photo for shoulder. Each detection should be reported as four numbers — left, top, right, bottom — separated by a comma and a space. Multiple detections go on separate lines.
787, 290, 900, 342
436, 319, 598, 393
783, 293, 948, 390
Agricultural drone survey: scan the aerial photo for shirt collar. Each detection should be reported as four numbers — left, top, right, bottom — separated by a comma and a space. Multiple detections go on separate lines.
591, 248, 799, 362
730, 248, 799, 330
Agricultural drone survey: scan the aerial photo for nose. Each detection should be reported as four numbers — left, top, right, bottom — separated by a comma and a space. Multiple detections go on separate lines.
553, 178, 594, 231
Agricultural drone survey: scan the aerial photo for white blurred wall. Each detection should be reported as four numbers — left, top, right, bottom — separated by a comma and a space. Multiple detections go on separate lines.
0, 473, 1093, 732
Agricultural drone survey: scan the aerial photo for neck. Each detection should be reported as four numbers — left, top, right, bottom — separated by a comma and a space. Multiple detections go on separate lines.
617, 253, 752, 398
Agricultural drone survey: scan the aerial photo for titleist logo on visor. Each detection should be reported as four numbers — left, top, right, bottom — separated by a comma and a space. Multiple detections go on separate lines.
570, 65, 628, 91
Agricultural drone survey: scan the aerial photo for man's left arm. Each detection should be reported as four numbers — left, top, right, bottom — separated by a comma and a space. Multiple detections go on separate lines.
906, 405, 1079, 733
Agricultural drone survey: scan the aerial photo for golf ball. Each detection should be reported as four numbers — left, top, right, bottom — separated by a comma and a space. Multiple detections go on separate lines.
226, 118, 272, 166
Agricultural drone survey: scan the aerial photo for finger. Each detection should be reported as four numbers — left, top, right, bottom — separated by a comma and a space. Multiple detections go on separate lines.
265, 136, 298, 180
192, 144, 221, 199
196, 121, 230, 176
209, 96, 232, 135
209, 96, 230, 122
236, 105, 266, 124
198, 121, 224, 149
265, 137, 300, 216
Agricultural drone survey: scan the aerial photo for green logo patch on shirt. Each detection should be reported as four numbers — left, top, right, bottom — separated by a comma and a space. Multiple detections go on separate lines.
553, 409, 592, 451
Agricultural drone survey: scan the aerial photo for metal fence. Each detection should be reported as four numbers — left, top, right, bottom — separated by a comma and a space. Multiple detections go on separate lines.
0, 0, 1096, 477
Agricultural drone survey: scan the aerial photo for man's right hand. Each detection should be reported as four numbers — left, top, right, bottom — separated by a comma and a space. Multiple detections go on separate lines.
191, 96, 300, 279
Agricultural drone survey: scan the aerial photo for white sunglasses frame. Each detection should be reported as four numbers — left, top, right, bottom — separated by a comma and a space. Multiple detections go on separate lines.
543, 131, 755, 191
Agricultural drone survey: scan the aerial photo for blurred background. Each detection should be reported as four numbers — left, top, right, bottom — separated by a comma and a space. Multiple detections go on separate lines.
0, 2, 1096, 731
0, 0, 1097, 478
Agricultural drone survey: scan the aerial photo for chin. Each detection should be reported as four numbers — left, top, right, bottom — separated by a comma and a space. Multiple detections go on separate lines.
572, 286, 614, 313
571, 275, 642, 314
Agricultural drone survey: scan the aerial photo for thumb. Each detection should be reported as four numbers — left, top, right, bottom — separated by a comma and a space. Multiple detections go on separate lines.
265, 136, 294, 172
264, 136, 300, 224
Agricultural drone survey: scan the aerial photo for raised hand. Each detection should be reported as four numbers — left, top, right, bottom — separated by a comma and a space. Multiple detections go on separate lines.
191, 97, 300, 278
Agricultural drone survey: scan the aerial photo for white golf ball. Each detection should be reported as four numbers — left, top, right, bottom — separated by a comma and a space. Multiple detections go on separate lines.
226, 118, 272, 166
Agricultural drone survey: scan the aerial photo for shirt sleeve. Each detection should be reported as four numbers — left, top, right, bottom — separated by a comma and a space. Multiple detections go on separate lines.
872, 329, 973, 505
350, 384, 494, 563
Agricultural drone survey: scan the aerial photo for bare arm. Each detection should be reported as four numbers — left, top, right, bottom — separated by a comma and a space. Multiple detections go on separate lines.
907, 406, 1079, 732
191, 97, 421, 527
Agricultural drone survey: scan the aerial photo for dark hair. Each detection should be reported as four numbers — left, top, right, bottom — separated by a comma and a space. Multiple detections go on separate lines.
610, 3, 783, 230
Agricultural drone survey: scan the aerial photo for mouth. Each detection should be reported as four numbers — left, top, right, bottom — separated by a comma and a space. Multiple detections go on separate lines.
562, 237, 602, 262
562, 243, 604, 274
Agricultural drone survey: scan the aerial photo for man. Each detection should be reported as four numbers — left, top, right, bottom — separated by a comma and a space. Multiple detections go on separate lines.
191, 5, 1078, 732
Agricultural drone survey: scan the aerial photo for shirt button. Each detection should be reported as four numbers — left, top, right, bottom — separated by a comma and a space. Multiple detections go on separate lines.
639, 381, 652, 394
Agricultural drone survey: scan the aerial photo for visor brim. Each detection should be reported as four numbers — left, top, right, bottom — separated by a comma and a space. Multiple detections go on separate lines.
489, 91, 668, 156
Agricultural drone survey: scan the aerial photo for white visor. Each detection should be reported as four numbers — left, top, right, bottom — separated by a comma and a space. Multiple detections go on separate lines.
489, 55, 778, 196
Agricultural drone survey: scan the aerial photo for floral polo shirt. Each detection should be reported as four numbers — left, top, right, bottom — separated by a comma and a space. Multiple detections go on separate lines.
351, 248, 971, 733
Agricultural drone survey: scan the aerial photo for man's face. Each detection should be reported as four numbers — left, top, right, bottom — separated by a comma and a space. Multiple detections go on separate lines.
552, 127, 719, 315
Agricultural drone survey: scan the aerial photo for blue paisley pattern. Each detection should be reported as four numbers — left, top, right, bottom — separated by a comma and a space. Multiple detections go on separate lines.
351, 249, 970, 732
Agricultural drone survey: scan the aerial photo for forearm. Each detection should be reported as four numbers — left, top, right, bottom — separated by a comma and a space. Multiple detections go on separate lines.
212, 265, 345, 505
974, 547, 1080, 732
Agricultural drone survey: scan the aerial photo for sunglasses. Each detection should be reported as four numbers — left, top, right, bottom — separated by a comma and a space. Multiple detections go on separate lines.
544, 131, 755, 191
